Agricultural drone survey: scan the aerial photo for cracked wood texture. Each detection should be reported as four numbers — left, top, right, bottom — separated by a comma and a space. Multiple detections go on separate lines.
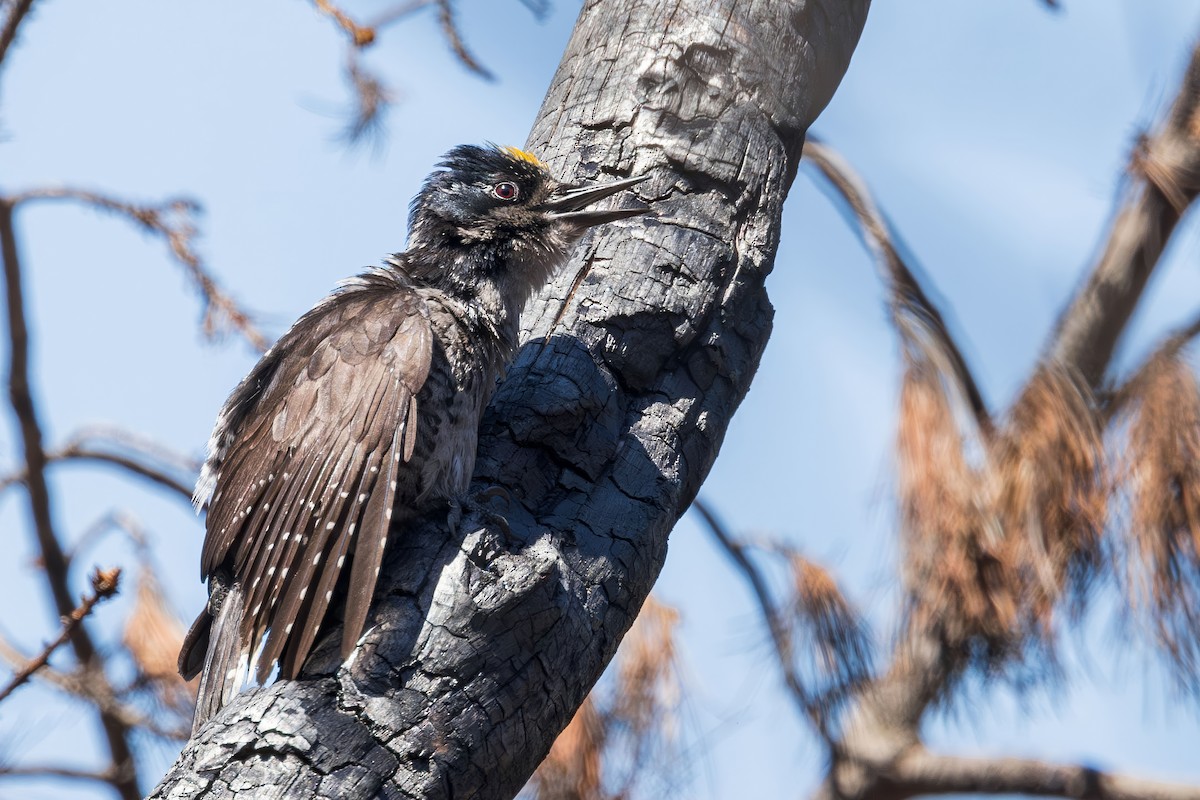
150, 1, 870, 797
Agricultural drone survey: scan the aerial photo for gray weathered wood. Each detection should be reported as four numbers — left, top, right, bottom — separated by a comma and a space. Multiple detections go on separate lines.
149, 1, 870, 797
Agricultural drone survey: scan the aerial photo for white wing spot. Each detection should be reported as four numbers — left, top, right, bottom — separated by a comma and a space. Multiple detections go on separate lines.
251, 603, 262, 615
326, 521, 336, 530
284, 622, 294, 634
299, 586, 308, 600
380, 535, 387, 547
374, 565, 381, 577
385, 508, 392, 520
312, 553, 321, 565
339, 491, 349, 499
282, 532, 291, 541
370, 466, 378, 474
266, 542, 274, 551
267, 566, 276, 576
358, 493, 368, 503
281, 567, 289, 579
326, 590, 333, 600
337, 555, 346, 568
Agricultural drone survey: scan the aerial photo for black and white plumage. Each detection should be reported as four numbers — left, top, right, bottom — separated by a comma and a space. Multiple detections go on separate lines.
178, 144, 647, 732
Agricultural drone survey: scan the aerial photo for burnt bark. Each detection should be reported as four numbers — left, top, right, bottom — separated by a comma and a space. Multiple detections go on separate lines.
149, 0, 870, 797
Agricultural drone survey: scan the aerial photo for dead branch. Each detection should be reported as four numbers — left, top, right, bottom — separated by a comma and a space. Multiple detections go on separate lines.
694, 499, 872, 735
369, 0, 436, 31
435, 0, 494, 79
0, 763, 126, 785
10, 187, 267, 350
802, 138, 989, 430
693, 499, 810, 716
342, 51, 394, 146
1049, 42, 1200, 387
0, 567, 120, 703
312, 0, 375, 47
0, 628, 190, 741
0, 0, 36, 72
868, 748, 1200, 800
820, 35, 1200, 800
0, 198, 141, 800
0, 426, 199, 502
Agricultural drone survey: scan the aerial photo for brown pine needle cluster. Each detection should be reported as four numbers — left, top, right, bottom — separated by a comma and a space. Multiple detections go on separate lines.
785, 555, 873, 731
1113, 350, 1200, 686
525, 596, 682, 800
530, 698, 605, 800
122, 569, 196, 720
992, 367, 1107, 625
898, 355, 1105, 672
613, 595, 680, 737
897, 356, 1007, 647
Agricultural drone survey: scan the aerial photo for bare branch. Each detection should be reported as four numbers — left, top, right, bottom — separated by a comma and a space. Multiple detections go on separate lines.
0, 567, 120, 703
0, 426, 198, 502
802, 138, 989, 430
693, 499, 809, 715
878, 748, 1200, 800
312, 0, 375, 47
11, 187, 268, 350
0, 763, 125, 785
0, 197, 141, 800
0, 0, 36, 72
1050, 42, 1200, 387
369, 0, 435, 31
435, 0, 494, 79
694, 499, 872, 735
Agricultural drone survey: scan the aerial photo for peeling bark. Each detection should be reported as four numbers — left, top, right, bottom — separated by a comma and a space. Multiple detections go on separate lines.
149, 1, 870, 797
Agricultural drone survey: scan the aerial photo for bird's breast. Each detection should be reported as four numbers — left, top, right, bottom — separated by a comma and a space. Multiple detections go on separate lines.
401, 291, 513, 506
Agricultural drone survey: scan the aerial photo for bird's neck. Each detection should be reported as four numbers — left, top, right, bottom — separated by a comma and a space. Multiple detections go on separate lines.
383, 251, 521, 355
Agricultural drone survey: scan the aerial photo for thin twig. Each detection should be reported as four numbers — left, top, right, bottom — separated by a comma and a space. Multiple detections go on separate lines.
0, 628, 190, 740
0, 198, 141, 800
691, 499, 810, 718
0, 0, 36, 73
0, 764, 124, 784
11, 187, 268, 351
369, 0, 435, 31
312, 0, 375, 47
342, 50, 393, 146
0, 567, 120, 703
435, 0, 494, 79
802, 138, 989, 430
0, 427, 198, 501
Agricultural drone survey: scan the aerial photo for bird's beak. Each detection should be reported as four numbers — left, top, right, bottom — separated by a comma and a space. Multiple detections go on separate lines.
543, 174, 650, 227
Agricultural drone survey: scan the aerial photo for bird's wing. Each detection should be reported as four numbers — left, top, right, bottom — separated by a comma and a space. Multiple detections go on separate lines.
200, 282, 432, 682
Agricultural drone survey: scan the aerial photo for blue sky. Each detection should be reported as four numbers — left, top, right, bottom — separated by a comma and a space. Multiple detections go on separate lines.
3, 1, 1200, 797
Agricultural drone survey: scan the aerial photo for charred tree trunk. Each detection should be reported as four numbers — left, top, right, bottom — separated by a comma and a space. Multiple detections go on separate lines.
150, 0, 870, 797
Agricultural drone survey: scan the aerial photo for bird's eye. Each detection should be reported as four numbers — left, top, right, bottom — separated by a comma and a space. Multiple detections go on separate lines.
492, 182, 519, 201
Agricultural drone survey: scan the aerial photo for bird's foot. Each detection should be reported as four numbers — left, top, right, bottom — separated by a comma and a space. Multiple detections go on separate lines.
448, 487, 514, 542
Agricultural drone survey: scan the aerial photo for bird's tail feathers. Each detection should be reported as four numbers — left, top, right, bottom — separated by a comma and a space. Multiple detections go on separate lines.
189, 583, 248, 735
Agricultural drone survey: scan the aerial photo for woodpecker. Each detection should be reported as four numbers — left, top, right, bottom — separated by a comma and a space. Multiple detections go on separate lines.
179, 144, 646, 731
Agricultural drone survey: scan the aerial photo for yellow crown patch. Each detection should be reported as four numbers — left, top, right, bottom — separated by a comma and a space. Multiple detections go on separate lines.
501, 146, 546, 169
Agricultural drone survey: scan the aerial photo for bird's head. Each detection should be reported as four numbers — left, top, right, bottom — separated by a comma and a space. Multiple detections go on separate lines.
404, 144, 647, 307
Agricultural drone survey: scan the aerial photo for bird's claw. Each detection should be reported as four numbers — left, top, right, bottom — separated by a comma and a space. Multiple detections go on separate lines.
448, 488, 514, 543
